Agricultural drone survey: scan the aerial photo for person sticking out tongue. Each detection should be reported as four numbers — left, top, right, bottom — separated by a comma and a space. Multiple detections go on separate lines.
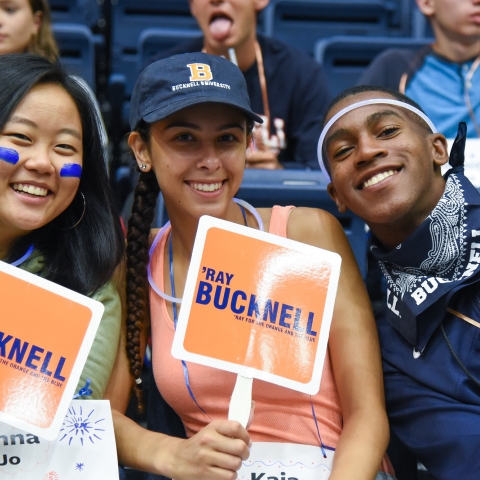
147, 0, 332, 170
208, 14, 232, 43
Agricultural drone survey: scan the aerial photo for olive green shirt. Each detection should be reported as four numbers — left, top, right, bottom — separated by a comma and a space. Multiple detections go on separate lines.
19, 251, 121, 400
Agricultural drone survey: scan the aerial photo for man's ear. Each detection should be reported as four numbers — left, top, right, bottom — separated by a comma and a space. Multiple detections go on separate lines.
128, 132, 153, 171
32, 11, 42, 35
431, 133, 449, 167
188, 0, 198, 19
254, 0, 270, 13
416, 0, 435, 17
327, 183, 348, 214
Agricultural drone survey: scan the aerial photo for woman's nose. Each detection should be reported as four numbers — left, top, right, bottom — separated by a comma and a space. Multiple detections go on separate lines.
23, 148, 56, 175
196, 146, 222, 170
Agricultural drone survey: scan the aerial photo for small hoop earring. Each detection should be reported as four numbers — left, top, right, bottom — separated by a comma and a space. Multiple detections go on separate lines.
63, 191, 86, 230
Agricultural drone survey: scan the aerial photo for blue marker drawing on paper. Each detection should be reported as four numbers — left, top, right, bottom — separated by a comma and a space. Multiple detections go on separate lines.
75, 462, 85, 472
0, 146, 19, 165
59, 405, 106, 446
60, 163, 82, 178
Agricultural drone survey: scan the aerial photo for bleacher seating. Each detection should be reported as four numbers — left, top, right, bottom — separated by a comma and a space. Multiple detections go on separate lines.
315, 35, 433, 97
47, 0, 425, 283
121, 169, 368, 278
53, 23, 97, 89
263, 0, 397, 56
110, 0, 196, 101
49, 0, 102, 29
108, 1, 201, 144
137, 28, 202, 74
237, 169, 368, 278
411, 5, 434, 38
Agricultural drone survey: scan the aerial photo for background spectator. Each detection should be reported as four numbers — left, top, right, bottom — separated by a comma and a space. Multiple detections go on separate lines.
359, 0, 480, 138
147, 0, 332, 169
0, 0, 58, 60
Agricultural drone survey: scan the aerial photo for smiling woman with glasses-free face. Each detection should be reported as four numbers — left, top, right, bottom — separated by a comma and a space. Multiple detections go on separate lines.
106, 52, 393, 480
0, 83, 83, 254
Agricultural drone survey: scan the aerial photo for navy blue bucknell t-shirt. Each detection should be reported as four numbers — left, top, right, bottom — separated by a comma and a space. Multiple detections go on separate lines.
146, 34, 331, 169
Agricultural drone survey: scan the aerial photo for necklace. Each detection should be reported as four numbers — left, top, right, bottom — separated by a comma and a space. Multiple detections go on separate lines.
10, 244, 34, 267
162, 199, 259, 416
147, 198, 263, 304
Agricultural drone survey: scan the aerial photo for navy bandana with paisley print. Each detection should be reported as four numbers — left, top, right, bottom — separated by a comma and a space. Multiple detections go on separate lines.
370, 123, 480, 349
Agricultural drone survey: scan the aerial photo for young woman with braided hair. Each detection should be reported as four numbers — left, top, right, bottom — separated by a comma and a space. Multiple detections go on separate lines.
105, 52, 394, 480
126, 166, 160, 409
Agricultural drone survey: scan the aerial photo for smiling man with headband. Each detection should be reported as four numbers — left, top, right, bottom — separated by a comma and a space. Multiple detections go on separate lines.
320, 85, 480, 480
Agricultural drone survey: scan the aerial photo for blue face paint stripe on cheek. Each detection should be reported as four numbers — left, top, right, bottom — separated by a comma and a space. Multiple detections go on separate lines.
0, 147, 19, 165
60, 163, 82, 178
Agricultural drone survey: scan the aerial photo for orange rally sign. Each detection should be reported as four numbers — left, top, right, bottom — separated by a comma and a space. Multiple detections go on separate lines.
0, 261, 103, 440
172, 216, 341, 395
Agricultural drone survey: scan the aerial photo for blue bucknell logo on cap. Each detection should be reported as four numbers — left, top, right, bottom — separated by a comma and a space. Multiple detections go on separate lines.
187, 63, 213, 82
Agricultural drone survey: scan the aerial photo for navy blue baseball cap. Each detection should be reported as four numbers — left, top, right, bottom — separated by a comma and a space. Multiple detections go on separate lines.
129, 52, 263, 130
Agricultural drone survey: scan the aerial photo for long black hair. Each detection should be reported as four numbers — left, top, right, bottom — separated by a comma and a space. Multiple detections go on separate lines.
1, 53, 124, 296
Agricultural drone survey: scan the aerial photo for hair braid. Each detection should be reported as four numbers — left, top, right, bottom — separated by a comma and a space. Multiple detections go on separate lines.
125, 170, 160, 413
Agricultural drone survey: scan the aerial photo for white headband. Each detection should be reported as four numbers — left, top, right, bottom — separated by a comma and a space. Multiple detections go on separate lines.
317, 98, 437, 182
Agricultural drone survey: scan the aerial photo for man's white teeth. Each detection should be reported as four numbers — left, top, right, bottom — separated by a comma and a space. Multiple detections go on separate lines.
12, 183, 48, 197
363, 170, 396, 189
191, 182, 222, 192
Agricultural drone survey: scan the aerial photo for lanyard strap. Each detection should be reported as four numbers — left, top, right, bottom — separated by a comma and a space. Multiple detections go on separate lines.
169, 232, 210, 417
254, 40, 270, 129
73, 378, 93, 399
203, 41, 270, 128
399, 50, 480, 138
148, 199, 262, 415
167, 202, 250, 416
157, 203, 328, 452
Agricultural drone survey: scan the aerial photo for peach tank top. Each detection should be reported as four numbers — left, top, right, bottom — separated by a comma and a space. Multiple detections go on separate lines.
150, 206, 342, 447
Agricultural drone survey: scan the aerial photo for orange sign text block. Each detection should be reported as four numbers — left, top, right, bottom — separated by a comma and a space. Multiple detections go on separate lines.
172, 216, 341, 395
0, 261, 103, 440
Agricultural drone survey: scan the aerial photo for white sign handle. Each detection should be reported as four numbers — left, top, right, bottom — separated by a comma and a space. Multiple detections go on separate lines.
228, 374, 253, 428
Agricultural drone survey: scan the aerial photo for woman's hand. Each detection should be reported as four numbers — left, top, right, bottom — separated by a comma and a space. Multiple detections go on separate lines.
164, 420, 251, 480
